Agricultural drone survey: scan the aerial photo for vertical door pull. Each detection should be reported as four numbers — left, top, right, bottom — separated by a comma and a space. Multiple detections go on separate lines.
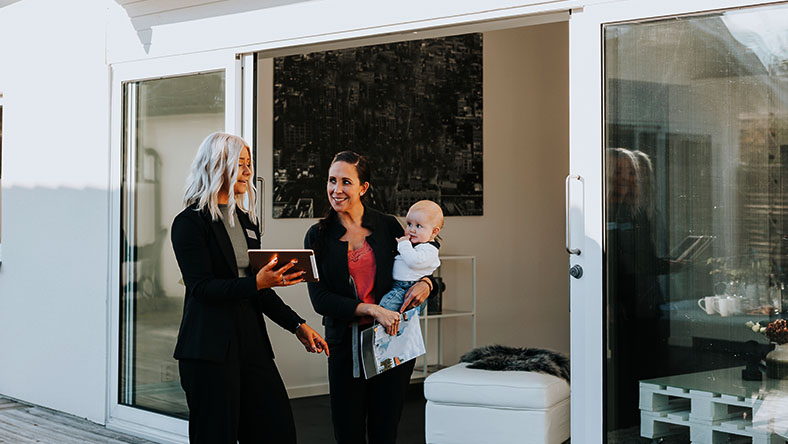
256, 177, 265, 236
565, 174, 582, 255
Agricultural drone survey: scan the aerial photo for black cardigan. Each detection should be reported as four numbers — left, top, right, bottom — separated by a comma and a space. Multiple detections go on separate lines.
171, 204, 305, 362
304, 206, 437, 344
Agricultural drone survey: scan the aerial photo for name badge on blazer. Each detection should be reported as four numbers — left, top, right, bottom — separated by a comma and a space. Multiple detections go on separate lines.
246, 229, 258, 240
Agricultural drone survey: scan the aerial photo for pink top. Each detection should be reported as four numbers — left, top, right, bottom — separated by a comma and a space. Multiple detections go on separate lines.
348, 241, 376, 324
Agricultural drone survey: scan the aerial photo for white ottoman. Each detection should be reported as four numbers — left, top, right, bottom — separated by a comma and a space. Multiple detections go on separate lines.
424, 363, 570, 444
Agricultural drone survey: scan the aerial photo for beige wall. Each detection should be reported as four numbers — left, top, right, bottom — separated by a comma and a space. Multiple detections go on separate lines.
259, 21, 570, 396
473, 22, 569, 353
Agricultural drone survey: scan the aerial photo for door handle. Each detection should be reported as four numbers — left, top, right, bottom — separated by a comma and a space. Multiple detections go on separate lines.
256, 177, 265, 236
565, 174, 582, 255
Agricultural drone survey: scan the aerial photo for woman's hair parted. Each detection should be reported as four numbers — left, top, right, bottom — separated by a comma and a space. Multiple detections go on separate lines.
331, 151, 371, 186
183, 132, 257, 226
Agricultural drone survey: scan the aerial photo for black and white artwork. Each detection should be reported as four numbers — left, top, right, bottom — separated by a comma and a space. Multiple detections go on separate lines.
272, 33, 483, 218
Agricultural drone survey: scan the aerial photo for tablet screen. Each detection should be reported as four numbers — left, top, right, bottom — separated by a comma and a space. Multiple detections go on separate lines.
248, 249, 320, 283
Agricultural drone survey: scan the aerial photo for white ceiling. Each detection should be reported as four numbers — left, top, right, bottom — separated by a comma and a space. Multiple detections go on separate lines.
2, 0, 311, 27
1, 0, 313, 53
114, 0, 314, 31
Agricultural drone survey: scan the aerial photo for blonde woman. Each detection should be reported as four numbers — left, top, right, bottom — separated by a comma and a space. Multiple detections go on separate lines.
171, 132, 328, 443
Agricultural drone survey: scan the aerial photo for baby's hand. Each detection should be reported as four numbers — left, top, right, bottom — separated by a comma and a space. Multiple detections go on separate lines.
396, 235, 410, 243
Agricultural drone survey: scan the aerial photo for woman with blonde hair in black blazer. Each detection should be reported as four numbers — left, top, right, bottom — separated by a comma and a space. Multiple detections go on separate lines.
171, 131, 329, 443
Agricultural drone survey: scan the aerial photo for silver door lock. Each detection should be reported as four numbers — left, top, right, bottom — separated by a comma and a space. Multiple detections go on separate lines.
569, 264, 583, 279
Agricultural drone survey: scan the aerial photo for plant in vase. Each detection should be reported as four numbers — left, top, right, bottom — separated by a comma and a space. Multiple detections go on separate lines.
745, 319, 788, 379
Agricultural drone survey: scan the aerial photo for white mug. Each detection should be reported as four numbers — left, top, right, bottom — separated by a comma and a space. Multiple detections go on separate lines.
713, 296, 741, 317
698, 296, 719, 315
727, 296, 741, 314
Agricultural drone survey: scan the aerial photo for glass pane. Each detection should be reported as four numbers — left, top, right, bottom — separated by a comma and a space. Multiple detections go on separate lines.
121, 71, 224, 417
0, 102, 3, 264
605, 5, 788, 442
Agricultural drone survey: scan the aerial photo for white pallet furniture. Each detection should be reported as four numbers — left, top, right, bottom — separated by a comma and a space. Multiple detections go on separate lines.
640, 367, 788, 444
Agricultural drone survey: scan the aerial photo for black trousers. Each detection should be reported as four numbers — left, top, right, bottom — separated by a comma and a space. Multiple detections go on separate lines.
327, 327, 415, 444
178, 301, 296, 444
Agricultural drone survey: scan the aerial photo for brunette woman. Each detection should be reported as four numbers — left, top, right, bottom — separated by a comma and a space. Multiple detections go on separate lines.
304, 151, 438, 444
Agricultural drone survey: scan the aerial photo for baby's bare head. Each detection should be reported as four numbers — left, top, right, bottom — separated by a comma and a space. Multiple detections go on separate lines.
407, 200, 444, 233
404, 200, 444, 243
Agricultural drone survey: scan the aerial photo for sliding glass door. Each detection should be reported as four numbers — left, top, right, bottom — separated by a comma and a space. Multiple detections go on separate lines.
120, 71, 225, 417
604, 3, 788, 442
109, 53, 242, 438
571, 2, 788, 442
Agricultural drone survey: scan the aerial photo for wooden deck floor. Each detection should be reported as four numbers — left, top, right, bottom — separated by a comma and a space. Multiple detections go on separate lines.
0, 398, 158, 444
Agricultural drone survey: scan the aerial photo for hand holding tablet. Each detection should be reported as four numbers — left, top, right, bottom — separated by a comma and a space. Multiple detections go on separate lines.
248, 249, 320, 284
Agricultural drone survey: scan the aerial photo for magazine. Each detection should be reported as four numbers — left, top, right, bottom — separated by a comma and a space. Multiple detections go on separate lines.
360, 307, 426, 379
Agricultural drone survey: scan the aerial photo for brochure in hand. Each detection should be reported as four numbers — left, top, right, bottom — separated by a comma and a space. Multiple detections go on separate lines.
360, 307, 426, 379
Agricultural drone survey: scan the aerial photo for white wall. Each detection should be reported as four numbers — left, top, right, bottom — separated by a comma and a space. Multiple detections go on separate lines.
0, 0, 112, 423
258, 22, 570, 396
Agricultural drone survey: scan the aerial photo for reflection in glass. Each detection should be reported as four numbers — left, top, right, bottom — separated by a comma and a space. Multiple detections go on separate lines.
0, 101, 3, 265
121, 72, 224, 417
605, 4, 788, 442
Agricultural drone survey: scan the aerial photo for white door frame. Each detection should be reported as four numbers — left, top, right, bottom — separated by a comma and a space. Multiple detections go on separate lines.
567, 0, 787, 441
104, 9, 574, 440
106, 49, 241, 443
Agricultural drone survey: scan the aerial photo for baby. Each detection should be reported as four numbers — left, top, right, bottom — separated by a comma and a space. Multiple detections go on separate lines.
379, 200, 444, 313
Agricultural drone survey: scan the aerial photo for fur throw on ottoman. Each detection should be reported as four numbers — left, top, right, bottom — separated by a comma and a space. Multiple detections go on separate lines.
459, 345, 570, 383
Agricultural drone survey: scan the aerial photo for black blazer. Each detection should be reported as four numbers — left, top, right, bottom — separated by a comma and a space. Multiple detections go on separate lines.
171, 204, 304, 362
304, 206, 437, 344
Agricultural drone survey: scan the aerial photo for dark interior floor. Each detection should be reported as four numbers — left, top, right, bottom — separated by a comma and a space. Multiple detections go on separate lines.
608, 426, 688, 444
291, 382, 427, 444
